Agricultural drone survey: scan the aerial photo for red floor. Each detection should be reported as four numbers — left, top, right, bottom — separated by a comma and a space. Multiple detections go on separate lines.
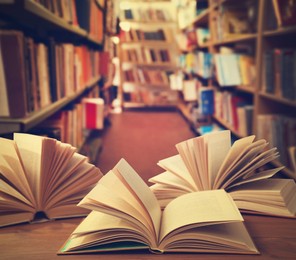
95, 110, 195, 184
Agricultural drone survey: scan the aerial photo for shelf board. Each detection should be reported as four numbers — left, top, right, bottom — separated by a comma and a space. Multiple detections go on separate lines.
259, 92, 296, 107
120, 19, 176, 25
264, 26, 296, 37
212, 115, 244, 138
213, 34, 257, 45
123, 102, 177, 110
24, 0, 86, 36
0, 76, 101, 134
120, 40, 175, 46
236, 85, 255, 94
122, 61, 178, 69
123, 81, 170, 89
0, 0, 102, 47
180, 9, 209, 31
191, 9, 209, 26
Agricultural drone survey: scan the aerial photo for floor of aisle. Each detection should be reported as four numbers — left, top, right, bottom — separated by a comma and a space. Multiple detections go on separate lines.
95, 109, 195, 184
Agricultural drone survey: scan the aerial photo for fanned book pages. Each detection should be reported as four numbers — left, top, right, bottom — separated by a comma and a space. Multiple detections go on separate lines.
59, 158, 259, 255
149, 130, 296, 218
0, 133, 103, 227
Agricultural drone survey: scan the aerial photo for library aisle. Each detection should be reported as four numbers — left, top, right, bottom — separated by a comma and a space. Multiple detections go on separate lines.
95, 109, 195, 183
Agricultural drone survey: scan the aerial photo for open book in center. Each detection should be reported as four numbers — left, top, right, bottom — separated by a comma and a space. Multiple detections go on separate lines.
149, 130, 296, 218
59, 158, 258, 255
0, 133, 103, 227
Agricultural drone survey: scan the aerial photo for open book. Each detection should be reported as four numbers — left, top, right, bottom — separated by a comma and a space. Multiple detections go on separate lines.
0, 133, 103, 227
59, 158, 259, 255
149, 130, 296, 218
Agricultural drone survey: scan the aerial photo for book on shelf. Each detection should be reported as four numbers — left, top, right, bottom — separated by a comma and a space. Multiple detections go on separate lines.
263, 48, 296, 101
0, 133, 103, 228
256, 114, 296, 173
289, 146, 296, 174
198, 87, 214, 116
59, 158, 258, 255
217, 1, 258, 40
149, 130, 296, 218
122, 7, 171, 22
82, 98, 105, 130
214, 53, 241, 86
182, 79, 198, 101
0, 30, 28, 118
196, 28, 210, 46
237, 105, 254, 136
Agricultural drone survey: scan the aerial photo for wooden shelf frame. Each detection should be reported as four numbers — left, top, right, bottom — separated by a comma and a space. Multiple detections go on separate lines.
0, 0, 103, 47
0, 76, 101, 134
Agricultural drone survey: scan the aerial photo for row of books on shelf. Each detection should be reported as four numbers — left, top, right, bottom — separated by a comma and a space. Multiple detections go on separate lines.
120, 28, 170, 42
211, 0, 258, 41
34, 0, 104, 42
189, 44, 253, 88
123, 88, 178, 106
263, 48, 296, 101
121, 47, 171, 64
179, 51, 213, 79
0, 30, 102, 118
121, 7, 171, 22
2, 129, 296, 254
30, 102, 85, 149
175, 28, 210, 51
214, 91, 254, 137
214, 52, 256, 87
257, 114, 296, 172
27, 89, 105, 149
123, 67, 171, 86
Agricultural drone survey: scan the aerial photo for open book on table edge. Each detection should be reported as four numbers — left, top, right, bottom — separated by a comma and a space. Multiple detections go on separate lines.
148, 130, 296, 218
0, 133, 103, 227
58, 158, 259, 255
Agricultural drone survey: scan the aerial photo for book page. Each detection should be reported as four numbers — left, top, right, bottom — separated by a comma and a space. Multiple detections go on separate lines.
227, 167, 284, 189
60, 210, 150, 253
204, 130, 231, 189
0, 138, 35, 205
176, 137, 206, 190
114, 159, 161, 242
193, 135, 208, 190
159, 189, 243, 243
216, 139, 268, 189
78, 159, 161, 247
157, 154, 197, 191
229, 179, 296, 217
214, 135, 255, 188
42, 152, 89, 202
13, 133, 43, 210
43, 163, 102, 211
221, 146, 278, 189
149, 171, 195, 193
78, 171, 155, 244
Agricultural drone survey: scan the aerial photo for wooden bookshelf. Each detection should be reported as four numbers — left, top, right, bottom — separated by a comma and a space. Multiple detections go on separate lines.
118, 0, 179, 108
0, 76, 101, 134
0, 0, 108, 153
175, 0, 296, 177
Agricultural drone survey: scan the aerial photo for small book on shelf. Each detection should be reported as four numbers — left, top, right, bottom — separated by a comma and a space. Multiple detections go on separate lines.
0, 133, 103, 227
149, 130, 296, 218
59, 158, 258, 255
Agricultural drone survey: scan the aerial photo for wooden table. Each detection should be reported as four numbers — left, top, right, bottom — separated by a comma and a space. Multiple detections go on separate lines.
0, 214, 295, 260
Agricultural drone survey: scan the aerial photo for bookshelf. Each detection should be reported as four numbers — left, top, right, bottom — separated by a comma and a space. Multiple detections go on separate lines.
0, 0, 108, 160
175, 0, 296, 178
118, 0, 179, 108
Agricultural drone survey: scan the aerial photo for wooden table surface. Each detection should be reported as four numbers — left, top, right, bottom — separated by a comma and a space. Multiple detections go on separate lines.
0, 214, 295, 260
